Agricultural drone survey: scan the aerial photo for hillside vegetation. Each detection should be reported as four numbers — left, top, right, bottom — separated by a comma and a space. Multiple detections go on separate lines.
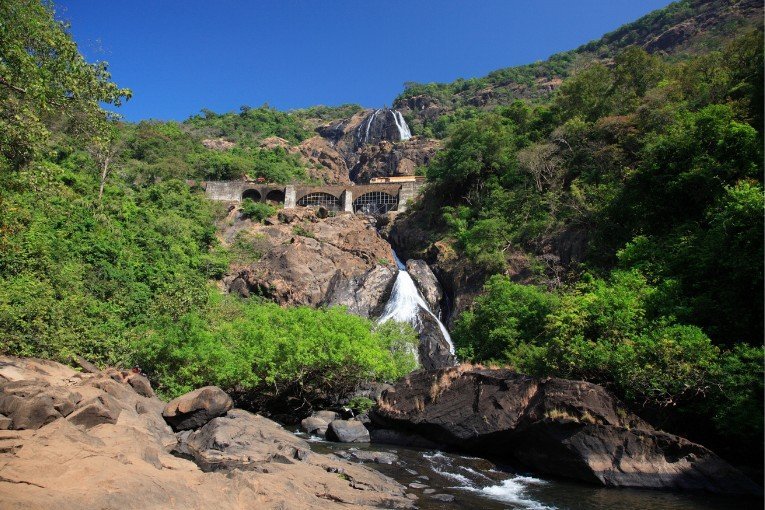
397, 0, 762, 136
413, 33, 763, 456
0, 1, 416, 411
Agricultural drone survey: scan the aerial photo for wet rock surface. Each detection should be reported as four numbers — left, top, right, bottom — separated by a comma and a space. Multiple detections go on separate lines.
0, 356, 413, 509
327, 419, 371, 443
371, 366, 761, 496
405, 259, 444, 316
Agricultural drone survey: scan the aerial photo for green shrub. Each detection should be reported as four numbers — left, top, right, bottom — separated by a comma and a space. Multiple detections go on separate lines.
132, 296, 418, 403
241, 199, 276, 222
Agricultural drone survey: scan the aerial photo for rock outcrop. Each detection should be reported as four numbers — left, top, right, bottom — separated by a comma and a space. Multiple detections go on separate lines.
405, 259, 444, 316
350, 138, 440, 183
223, 208, 397, 316
415, 310, 456, 370
371, 366, 761, 496
0, 356, 414, 509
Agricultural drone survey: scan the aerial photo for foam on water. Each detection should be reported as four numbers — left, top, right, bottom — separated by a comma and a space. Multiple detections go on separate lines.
460, 476, 554, 510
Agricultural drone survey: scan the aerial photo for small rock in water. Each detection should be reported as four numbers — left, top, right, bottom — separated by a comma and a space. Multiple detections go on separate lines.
423, 488, 436, 494
408, 482, 428, 489
431, 493, 455, 502
417, 475, 429, 480
326, 419, 370, 443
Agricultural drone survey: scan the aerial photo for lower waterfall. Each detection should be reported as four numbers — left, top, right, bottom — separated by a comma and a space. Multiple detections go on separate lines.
377, 252, 455, 356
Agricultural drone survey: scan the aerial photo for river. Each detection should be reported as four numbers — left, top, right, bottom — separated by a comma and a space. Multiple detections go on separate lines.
294, 430, 759, 510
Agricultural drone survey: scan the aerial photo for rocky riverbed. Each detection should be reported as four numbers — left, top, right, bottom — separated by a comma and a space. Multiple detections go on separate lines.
1, 356, 761, 509
0, 356, 412, 509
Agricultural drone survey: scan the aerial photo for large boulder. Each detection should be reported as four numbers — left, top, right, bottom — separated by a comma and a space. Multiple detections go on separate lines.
371, 366, 761, 496
162, 386, 233, 431
182, 409, 311, 470
326, 419, 371, 443
323, 264, 398, 318
300, 410, 340, 438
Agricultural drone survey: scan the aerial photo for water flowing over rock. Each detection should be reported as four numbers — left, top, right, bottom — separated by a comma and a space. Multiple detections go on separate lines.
378, 252, 456, 369
356, 108, 412, 146
405, 259, 444, 317
0, 356, 414, 509
371, 366, 761, 496
312, 108, 429, 184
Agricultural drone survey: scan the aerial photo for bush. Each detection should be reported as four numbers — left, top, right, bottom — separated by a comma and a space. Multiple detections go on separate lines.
132, 296, 418, 407
455, 273, 763, 442
241, 199, 276, 222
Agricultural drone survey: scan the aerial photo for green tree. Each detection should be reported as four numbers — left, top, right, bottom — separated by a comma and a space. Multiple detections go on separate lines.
0, 0, 130, 169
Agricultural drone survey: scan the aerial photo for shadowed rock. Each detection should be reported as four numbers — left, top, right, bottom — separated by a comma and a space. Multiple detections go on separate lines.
162, 386, 233, 431
372, 366, 761, 496
327, 419, 370, 443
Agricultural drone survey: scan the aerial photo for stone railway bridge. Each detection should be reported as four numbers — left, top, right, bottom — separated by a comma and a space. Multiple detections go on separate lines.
201, 179, 425, 214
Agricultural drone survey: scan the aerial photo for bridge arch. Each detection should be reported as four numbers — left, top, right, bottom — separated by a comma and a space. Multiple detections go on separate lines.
265, 189, 285, 205
242, 188, 262, 202
297, 192, 341, 211
353, 191, 398, 214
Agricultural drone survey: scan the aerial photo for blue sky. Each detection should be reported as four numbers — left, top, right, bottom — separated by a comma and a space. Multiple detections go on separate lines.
57, 1, 673, 121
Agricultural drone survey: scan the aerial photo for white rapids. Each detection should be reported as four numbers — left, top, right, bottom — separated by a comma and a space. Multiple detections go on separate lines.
377, 252, 454, 354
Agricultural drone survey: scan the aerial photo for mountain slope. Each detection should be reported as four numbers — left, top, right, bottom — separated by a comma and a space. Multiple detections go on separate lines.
394, 0, 762, 132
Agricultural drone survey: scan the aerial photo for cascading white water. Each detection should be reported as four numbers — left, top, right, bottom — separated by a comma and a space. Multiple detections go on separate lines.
362, 109, 379, 144
392, 110, 412, 141
378, 252, 455, 354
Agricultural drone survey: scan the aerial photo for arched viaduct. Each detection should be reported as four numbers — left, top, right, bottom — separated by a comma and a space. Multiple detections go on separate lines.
201, 179, 425, 214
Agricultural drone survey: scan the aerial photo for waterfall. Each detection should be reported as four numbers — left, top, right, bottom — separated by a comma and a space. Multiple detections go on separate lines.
357, 108, 412, 145
378, 252, 455, 355
362, 109, 379, 144
392, 110, 412, 141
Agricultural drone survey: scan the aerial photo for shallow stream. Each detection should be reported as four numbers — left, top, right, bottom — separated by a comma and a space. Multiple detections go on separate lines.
294, 430, 759, 510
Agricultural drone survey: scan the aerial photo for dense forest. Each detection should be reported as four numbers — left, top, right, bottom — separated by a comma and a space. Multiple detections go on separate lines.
409, 31, 764, 459
1, 0, 762, 469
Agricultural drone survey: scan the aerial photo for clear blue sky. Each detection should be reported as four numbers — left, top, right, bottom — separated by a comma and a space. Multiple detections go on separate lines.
57, 1, 673, 121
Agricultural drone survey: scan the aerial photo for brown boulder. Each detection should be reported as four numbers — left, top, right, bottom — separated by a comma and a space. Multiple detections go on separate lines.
372, 366, 761, 496
162, 386, 233, 431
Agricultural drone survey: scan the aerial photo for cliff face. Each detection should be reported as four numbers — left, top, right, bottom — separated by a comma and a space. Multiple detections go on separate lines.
222, 207, 397, 317
308, 108, 435, 184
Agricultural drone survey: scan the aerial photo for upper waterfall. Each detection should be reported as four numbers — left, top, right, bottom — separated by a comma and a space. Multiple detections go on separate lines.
355, 108, 413, 146
392, 110, 412, 141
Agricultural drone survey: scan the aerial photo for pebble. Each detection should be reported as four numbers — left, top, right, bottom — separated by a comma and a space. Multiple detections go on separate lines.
408, 482, 428, 489
431, 494, 455, 502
